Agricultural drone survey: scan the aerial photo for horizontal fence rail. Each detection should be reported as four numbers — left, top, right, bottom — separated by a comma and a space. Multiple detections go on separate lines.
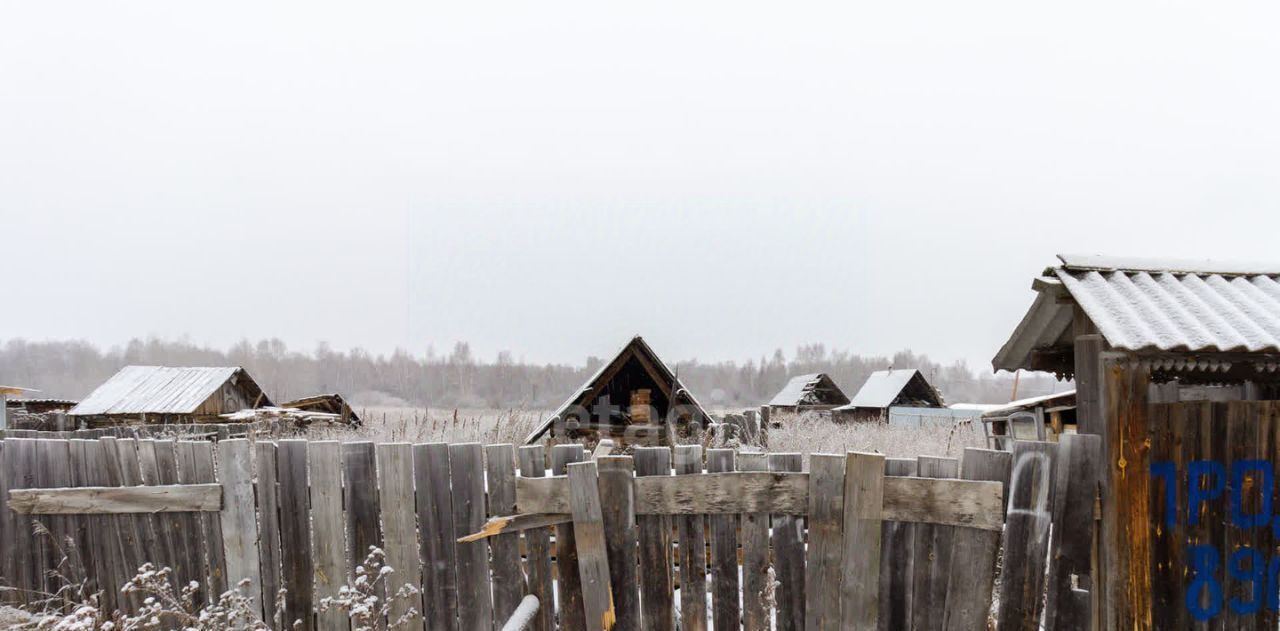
0, 435, 1100, 630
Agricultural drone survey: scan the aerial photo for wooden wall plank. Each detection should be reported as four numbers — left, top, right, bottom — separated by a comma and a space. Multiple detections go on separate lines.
255, 441, 285, 627
450, 443, 495, 631
552, 444, 588, 631
840, 451, 885, 631
518, 445, 554, 631
706, 449, 739, 631
996, 440, 1058, 631
567, 460, 616, 631
415, 442, 459, 631
341, 442, 381, 585
307, 441, 348, 631
377, 442, 422, 627
597, 455, 640, 631
485, 444, 527, 624
675, 444, 708, 631
1043, 434, 1100, 631
805, 453, 845, 631
769, 452, 804, 631
217, 438, 264, 620
878, 458, 916, 631
634, 447, 675, 631
278, 440, 315, 630
910, 456, 958, 631
737, 452, 770, 631
942, 449, 1011, 631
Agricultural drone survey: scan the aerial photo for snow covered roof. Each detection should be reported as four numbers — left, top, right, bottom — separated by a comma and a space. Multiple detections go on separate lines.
768, 373, 850, 407
979, 390, 1077, 418
993, 254, 1280, 372
836, 369, 943, 410
70, 366, 270, 416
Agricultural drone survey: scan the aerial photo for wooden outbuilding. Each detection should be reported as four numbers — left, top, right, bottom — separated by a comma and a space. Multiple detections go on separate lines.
993, 253, 1280, 629
279, 393, 361, 425
523, 336, 712, 446
978, 389, 1077, 448
831, 368, 944, 423
68, 366, 272, 427
767, 373, 850, 414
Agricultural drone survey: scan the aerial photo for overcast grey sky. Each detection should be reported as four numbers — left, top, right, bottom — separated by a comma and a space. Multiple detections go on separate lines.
3, 0, 1279, 370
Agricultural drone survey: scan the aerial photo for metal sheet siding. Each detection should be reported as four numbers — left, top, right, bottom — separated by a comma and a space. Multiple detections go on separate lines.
69, 366, 240, 416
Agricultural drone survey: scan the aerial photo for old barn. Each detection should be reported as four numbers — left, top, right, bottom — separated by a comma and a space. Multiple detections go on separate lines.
69, 366, 272, 427
767, 372, 850, 415
523, 336, 712, 445
832, 368, 945, 423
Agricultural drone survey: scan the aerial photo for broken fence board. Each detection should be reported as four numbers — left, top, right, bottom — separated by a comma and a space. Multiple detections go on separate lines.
996, 440, 1058, 631
518, 445, 555, 631
255, 441, 285, 627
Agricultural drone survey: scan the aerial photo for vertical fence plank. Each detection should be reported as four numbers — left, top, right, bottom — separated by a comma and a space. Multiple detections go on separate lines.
278, 439, 315, 631
840, 451, 885, 631
155, 439, 207, 600
737, 452, 770, 631
997, 440, 1058, 631
597, 454, 640, 631
377, 442, 422, 627
77, 440, 115, 609
518, 445, 554, 631
485, 444, 527, 624
115, 437, 159, 590
706, 449, 739, 631
6, 439, 38, 604
217, 438, 264, 619
769, 452, 804, 631
910, 456, 958, 630
308, 441, 348, 631
675, 444, 708, 631
451, 442, 495, 631
553, 444, 588, 631
941, 448, 1011, 631
878, 458, 916, 631
805, 453, 845, 631
0, 440, 12, 603
342, 442, 382, 584
35, 439, 71, 597
101, 436, 147, 611
179, 440, 226, 602
65, 440, 102, 604
1043, 434, 1100, 631
635, 446, 675, 631
416, 442, 459, 631
98, 437, 143, 613
255, 440, 285, 627
567, 460, 616, 631
137, 440, 179, 590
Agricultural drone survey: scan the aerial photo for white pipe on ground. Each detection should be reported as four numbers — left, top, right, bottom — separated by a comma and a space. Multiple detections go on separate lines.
500, 595, 540, 631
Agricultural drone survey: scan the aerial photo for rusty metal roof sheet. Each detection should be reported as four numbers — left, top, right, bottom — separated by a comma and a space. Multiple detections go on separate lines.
70, 366, 249, 416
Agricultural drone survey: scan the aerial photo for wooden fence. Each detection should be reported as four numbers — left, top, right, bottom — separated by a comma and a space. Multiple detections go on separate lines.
0, 435, 1101, 630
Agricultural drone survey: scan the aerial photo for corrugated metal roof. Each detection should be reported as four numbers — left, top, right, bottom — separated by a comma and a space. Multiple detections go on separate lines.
768, 373, 849, 407
992, 254, 1280, 372
839, 369, 924, 409
70, 366, 243, 416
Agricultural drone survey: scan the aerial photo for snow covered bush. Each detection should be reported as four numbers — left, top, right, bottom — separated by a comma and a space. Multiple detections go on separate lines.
317, 546, 420, 630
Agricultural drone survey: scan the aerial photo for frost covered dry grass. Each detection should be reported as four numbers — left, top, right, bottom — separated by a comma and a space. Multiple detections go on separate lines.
762, 413, 984, 465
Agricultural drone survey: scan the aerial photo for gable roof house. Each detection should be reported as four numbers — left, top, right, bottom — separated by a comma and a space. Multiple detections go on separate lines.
991, 253, 1280, 623
524, 336, 712, 446
832, 368, 944, 423
768, 373, 850, 413
69, 366, 271, 427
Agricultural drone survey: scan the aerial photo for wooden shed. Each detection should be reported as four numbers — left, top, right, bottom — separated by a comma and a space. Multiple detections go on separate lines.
767, 373, 850, 415
279, 393, 361, 425
523, 336, 712, 446
831, 368, 944, 423
68, 366, 272, 427
993, 254, 1280, 629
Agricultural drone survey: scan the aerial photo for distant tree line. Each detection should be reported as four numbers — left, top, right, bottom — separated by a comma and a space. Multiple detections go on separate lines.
0, 338, 1062, 410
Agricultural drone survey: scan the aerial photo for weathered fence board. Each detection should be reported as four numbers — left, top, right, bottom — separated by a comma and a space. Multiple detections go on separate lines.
635, 446, 675, 631
675, 444, 708, 631
770, 452, 805, 631
942, 448, 1011, 631
997, 440, 1058, 630
1043, 434, 1099, 631
738, 452, 771, 631
552, 443, 588, 631
567, 460, 616, 631
518, 444, 554, 631
841, 451, 886, 630
911, 456, 958, 630
597, 455, 639, 631
707, 449, 740, 631
416, 442, 460, 631
306, 441, 346, 631
255, 440, 284, 626
377, 442, 421, 627
451, 443, 495, 631
485, 443, 527, 624
878, 458, 915, 631
278, 440, 315, 630
805, 453, 845, 631
8, 484, 222, 514
217, 439, 263, 617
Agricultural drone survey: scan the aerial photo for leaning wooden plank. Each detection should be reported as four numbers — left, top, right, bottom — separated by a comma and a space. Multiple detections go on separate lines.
255, 441, 285, 627
277, 439, 315, 630
996, 440, 1058, 631
486, 444, 528, 625
518, 472, 1003, 530
769, 453, 804, 631
941, 449, 1011, 631
910, 456, 958, 631
634, 447, 674, 631
451, 442, 495, 631
377, 442, 423, 627
307, 441, 347, 631
706, 449, 739, 631
217, 439, 264, 619
1042, 434, 1101, 631
805, 454, 845, 631
840, 451, 886, 631
415, 442, 459, 631
518, 445, 555, 631
674, 445, 707, 631
552, 444, 588, 631
737, 453, 770, 631
596, 455, 640, 631
567, 460, 617, 631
